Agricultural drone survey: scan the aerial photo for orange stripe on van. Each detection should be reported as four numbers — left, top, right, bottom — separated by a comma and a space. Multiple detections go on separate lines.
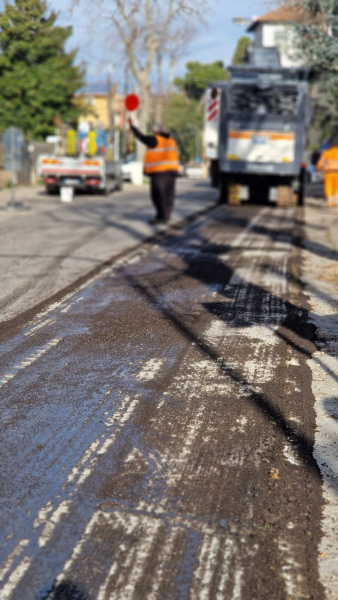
229, 131, 295, 141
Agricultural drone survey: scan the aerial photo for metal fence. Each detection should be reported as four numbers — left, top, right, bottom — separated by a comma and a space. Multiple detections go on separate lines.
0, 139, 55, 186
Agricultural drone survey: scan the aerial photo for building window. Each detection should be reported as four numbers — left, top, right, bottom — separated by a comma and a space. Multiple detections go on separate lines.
274, 30, 287, 55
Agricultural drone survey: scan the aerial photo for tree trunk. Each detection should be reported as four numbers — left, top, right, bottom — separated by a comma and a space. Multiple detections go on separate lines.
136, 75, 151, 161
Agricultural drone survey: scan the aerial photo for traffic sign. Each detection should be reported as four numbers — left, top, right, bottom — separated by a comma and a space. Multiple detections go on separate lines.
3, 127, 24, 151
125, 94, 140, 112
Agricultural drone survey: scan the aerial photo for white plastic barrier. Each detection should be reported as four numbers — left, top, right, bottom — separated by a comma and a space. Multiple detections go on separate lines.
130, 162, 143, 186
60, 187, 74, 202
186, 167, 204, 180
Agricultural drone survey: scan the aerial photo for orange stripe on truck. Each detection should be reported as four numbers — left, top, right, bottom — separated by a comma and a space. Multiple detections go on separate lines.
229, 131, 295, 141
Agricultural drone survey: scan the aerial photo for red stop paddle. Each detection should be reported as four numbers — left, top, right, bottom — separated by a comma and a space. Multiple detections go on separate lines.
125, 94, 140, 112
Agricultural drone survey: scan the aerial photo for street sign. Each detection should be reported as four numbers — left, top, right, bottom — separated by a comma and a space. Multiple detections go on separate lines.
125, 94, 140, 112
3, 127, 24, 151
3, 126, 25, 206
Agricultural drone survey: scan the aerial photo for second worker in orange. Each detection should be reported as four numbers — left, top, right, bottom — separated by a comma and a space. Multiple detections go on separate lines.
317, 141, 338, 208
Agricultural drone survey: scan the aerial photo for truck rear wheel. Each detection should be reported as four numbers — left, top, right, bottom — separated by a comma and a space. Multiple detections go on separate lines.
210, 160, 219, 188
277, 185, 293, 207
297, 166, 306, 206
46, 186, 58, 195
227, 183, 242, 206
218, 176, 228, 204
218, 178, 242, 205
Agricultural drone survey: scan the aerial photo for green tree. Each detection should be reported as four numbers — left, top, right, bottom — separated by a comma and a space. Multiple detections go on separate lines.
0, 0, 85, 139
163, 93, 202, 162
232, 36, 251, 65
291, 0, 338, 137
174, 60, 229, 100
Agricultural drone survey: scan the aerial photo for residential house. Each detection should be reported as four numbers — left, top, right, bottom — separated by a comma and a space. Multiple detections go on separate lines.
247, 6, 304, 67
78, 85, 125, 130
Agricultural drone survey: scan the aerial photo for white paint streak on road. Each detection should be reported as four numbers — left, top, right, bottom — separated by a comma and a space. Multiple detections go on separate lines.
278, 540, 305, 598
146, 528, 180, 600
196, 535, 221, 600
0, 338, 61, 388
56, 511, 103, 584
38, 500, 72, 548
302, 219, 338, 598
215, 539, 235, 600
231, 566, 244, 600
230, 207, 269, 249
0, 557, 32, 600
24, 317, 55, 337
0, 540, 29, 584
110, 519, 161, 600
283, 444, 301, 466
135, 358, 165, 381
0, 392, 142, 597
308, 352, 338, 598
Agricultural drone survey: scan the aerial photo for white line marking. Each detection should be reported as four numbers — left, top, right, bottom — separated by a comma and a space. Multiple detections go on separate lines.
216, 539, 235, 600
283, 445, 300, 466
0, 338, 61, 388
0, 556, 32, 600
0, 539, 29, 584
278, 540, 304, 598
135, 358, 165, 381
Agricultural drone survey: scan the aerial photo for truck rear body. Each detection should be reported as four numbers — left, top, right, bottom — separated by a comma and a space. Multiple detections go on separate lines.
204, 53, 311, 205
220, 67, 309, 179
38, 156, 122, 194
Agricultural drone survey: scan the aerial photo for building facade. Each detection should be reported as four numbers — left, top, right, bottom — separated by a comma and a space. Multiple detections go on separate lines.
247, 7, 304, 68
78, 87, 125, 131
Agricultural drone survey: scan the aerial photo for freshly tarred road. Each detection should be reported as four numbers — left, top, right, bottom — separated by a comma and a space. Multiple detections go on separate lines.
0, 201, 324, 600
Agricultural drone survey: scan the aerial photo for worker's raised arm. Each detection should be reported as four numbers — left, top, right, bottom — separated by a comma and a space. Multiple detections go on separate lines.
129, 118, 157, 148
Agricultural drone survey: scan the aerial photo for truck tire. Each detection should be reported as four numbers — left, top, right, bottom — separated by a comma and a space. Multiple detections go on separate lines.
46, 186, 58, 195
277, 185, 293, 207
227, 183, 242, 206
210, 160, 219, 188
297, 166, 306, 206
218, 175, 228, 204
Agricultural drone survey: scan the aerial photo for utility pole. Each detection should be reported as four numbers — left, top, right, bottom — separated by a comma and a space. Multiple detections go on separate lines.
123, 63, 129, 157
106, 70, 114, 134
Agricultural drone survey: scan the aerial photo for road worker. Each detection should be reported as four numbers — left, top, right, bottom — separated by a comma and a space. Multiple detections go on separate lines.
317, 139, 338, 208
129, 118, 179, 224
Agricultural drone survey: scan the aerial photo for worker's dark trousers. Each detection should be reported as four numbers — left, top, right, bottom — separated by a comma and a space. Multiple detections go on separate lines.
150, 172, 176, 221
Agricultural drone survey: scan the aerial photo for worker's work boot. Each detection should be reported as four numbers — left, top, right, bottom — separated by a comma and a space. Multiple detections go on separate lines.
149, 217, 168, 225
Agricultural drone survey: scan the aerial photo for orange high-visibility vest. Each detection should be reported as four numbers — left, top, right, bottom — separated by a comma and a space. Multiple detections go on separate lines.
317, 147, 338, 173
144, 135, 179, 175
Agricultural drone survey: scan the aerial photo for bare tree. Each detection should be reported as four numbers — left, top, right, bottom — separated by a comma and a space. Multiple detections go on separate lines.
153, 22, 197, 122
72, 0, 210, 138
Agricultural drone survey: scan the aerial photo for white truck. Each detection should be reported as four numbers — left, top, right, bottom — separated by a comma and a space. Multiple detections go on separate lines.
203, 47, 311, 206
204, 86, 222, 188
37, 155, 123, 195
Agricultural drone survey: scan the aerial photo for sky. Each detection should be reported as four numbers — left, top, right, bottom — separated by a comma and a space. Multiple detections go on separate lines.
52, 0, 272, 92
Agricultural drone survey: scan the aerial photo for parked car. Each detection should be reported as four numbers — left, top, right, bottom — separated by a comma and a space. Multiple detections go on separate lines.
121, 154, 138, 181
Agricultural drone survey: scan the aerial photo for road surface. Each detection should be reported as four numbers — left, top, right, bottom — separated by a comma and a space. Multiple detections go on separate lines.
0, 180, 217, 324
0, 190, 336, 599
